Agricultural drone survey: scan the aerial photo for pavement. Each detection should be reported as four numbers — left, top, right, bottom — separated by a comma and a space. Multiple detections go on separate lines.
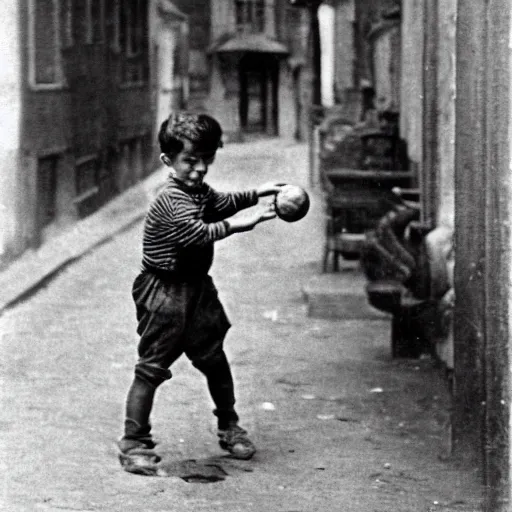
0, 165, 169, 314
0, 138, 483, 512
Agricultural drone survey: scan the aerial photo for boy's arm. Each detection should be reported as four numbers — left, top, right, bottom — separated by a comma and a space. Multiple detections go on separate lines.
153, 192, 231, 247
207, 182, 285, 221
206, 188, 258, 222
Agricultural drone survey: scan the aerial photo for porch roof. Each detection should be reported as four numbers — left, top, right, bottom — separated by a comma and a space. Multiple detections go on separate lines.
208, 33, 289, 55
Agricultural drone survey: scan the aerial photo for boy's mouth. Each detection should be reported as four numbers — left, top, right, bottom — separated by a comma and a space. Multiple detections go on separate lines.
185, 179, 203, 189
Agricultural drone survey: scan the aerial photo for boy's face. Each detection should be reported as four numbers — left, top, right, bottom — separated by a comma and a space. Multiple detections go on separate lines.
168, 139, 216, 191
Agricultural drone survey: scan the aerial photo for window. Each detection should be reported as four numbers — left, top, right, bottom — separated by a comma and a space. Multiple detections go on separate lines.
75, 155, 99, 197
85, 0, 104, 44
116, 0, 148, 84
73, 155, 100, 217
37, 156, 58, 228
235, 0, 265, 33
29, 0, 64, 88
60, 0, 73, 48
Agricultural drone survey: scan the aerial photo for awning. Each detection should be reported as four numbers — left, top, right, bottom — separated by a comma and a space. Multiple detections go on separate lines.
208, 33, 289, 55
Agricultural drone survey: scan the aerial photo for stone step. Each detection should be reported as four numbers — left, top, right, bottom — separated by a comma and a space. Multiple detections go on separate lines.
302, 266, 391, 320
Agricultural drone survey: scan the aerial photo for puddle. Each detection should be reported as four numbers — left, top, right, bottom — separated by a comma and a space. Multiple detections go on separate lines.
158, 459, 228, 483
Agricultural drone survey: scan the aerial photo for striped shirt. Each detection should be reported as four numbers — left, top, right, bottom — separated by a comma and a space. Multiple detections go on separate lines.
141, 176, 258, 276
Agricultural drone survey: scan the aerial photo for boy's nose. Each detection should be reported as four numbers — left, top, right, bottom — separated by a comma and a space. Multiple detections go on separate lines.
193, 160, 208, 173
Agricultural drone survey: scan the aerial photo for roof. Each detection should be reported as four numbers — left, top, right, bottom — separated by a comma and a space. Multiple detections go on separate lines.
208, 33, 289, 55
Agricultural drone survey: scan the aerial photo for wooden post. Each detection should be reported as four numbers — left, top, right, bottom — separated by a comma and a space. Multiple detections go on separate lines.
454, 0, 511, 509
421, 0, 438, 227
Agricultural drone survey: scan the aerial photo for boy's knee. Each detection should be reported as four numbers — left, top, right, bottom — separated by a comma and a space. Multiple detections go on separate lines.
191, 350, 227, 373
135, 362, 172, 387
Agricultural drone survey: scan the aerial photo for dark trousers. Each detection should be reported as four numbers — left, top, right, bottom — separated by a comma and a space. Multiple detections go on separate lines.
121, 271, 238, 448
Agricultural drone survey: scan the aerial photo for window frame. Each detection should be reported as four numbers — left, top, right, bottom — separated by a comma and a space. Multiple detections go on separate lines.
117, 0, 148, 87
85, 0, 105, 45
60, 0, 74, 49
28, 0, 66, 90
235, 0, 266, 34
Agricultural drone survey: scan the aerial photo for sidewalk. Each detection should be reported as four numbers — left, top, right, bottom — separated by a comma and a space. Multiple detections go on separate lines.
0, 166, 168, 314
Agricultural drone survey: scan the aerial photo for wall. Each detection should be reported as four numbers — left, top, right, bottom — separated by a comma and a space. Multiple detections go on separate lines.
334, 0, 355, 96
318, 4, 335, 107
171, 0, 211, 110
370, 22, 400, 112
149, 0, 188, 163
400, 0, 423, 166
0, 0, 23, 262
437, 0, 456, 228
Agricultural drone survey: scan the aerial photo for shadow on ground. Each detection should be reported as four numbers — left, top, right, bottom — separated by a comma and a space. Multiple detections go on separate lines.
153, 455, 254, 482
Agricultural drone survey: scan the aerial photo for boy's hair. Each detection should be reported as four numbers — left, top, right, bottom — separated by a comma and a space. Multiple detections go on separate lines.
158, 112, 223, 156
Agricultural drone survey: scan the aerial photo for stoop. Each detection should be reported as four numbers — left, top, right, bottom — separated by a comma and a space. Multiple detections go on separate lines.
302, 262, 391, 320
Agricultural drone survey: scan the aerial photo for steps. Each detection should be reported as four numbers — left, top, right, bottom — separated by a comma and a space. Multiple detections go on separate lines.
302, 264, 391, 320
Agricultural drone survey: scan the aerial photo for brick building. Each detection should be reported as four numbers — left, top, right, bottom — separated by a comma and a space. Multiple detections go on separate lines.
0, 0, 156, 265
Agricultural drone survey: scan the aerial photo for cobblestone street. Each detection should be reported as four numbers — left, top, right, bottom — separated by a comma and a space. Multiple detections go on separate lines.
1, 139, 482, 511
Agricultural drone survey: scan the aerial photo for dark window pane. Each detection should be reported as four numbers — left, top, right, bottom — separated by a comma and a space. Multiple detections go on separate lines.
37, 156, 57, 227
76, 158, 98, 195
60, 0, 73, 48
34, 0, 57, 83
235, 0, 265, 33
91, 0, 103, 42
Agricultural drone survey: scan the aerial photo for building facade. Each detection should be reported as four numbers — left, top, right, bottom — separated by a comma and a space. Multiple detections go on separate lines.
0, 0, 155, 265
170, 0, 311, 141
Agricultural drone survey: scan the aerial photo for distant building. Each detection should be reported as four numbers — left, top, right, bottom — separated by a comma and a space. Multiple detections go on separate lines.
170, 0, 311, 142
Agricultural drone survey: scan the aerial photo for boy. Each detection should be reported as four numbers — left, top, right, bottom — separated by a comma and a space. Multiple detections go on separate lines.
118, 112, 283, 475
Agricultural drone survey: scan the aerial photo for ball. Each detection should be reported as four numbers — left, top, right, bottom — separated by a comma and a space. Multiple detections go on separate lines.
274, 185, 310, 222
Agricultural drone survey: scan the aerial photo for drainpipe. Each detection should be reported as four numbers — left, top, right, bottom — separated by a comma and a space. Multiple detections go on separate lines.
310, 1, 322, 106
289, 0, 323, 106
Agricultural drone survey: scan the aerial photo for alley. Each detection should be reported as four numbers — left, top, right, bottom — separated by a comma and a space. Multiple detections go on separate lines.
1, 140, 482, 512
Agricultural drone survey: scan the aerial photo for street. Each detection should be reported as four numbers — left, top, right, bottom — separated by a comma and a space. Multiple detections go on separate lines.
1, 139, 482, 511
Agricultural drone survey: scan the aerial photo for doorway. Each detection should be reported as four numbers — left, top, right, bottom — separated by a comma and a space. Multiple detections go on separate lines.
239, 54, 278, 135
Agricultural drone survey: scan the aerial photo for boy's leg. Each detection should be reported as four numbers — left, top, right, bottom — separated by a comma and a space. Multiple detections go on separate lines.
186, 276, 255, 459
118, 364, 172, 476
119, 273, 186, 474
119, 364, 171, 451
192, 351, 256, 460
192, 351, 239, 429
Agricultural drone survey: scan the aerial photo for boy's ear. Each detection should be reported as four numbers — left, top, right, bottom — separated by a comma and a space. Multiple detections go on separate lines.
160, 153, 173, 167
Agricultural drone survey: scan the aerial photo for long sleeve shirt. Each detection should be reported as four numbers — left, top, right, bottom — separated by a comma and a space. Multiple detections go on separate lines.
141, 176, 258, 277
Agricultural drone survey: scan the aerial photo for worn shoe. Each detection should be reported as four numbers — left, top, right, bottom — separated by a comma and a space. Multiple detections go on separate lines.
217, 425, 256, 460
117, 440, 161, 476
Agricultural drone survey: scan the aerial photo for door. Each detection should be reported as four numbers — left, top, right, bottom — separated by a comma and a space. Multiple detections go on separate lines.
239, 54, 278, 135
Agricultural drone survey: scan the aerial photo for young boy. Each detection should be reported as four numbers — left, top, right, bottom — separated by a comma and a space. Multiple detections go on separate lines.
118, 112, 283, 475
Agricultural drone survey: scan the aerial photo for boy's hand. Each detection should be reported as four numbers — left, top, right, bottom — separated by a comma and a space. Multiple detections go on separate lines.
256, 182, 287, 198
225, 204, 276, 233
